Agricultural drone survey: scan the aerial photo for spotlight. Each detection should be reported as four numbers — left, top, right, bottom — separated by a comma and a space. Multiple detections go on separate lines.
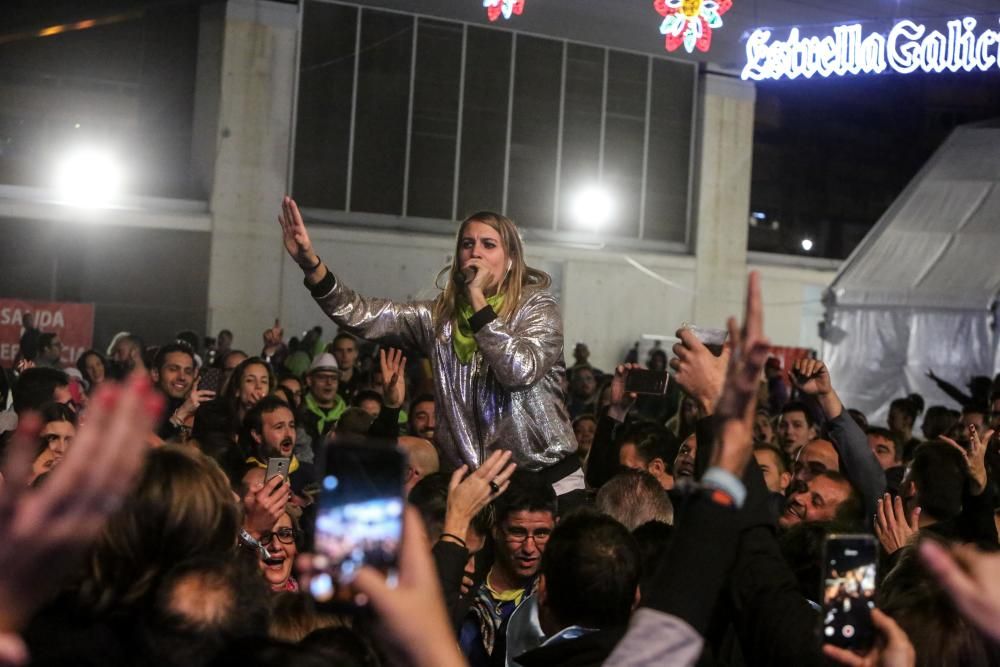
801, 238, 814, 252
569, 185, 614, 231
54, 147, 122, 207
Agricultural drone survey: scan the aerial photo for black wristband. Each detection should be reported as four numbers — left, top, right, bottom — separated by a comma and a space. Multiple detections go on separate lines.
300, 255, 322, 272
469, 305, 497, 333
305, 269, 337, 298
439, 532, 467, 549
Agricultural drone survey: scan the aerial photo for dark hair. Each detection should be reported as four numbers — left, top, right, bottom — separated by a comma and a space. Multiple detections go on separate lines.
819, 469, 865, 529
781, 400, 816, 427
277, 371, 303, 385
633, 428, 680, 470
299, 627, 381, 667
866, 427, 902, 462
352, 390, 383, 408
336, 407, 374, 436
408, 472, 492, 538
76, 349, 107, 385
540, 511, 640, 630
223, 357, 275, 414
921, 405, 959, 441
495, 470, 557, 525
272, 386, 297, 408
890, 394, 925, 425
881, 542, 1000, 667
409, 393, 435, 410
239, 395, 294, 458
12, 367, 69, 414
37, 332, 58, 353
175, 331, 201, 354
631, 520, 673, 593
753, 442, 790, 473
40, 401, 78, 428
331, 332, 356, 347
154, 342, 196, 373
909, 442, 967, 521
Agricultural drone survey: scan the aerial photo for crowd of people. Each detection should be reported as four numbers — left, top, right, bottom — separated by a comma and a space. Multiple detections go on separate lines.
0, 198, 999, 667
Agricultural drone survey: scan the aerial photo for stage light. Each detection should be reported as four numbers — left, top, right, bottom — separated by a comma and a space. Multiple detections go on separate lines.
54, 147, 122, 207
569, 185, 614, 231
801, 238, 814, 252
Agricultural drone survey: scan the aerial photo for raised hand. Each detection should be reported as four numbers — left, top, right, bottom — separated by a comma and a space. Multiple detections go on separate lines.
242, 474, 292, 539
670, 331, 730, 415
822, 608, 915, 667
875, 493, 920, 555
174, 388, 216, 425
379, 348, 408, 410
939, 424, 993, 496
442, 450, 516, 544
921, 540, 1000, 645
608, 363, 639, 422
0, 373, 162, 634
278, 196, 319, 270
791, 358, 833, 396
791, 358, 844, 419
712, 271, 771, 477
263, 318, 284, 354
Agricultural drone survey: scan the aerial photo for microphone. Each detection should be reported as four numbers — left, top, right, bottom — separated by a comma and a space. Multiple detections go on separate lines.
455, 266, 477, 286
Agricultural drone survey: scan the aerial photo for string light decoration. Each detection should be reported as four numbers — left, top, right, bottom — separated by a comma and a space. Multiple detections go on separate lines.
484, 0, 525, 22
654, 0, 732, 53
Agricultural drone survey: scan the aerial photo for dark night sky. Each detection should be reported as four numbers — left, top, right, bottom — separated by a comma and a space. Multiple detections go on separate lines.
3, 1, 1000, 259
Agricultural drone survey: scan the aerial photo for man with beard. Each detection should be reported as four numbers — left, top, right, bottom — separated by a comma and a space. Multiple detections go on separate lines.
242, 396, 316, 502
155, 343, 215, 441
460, 472, 556, 667
408, 394, 436, 440
778, 470, 859, 529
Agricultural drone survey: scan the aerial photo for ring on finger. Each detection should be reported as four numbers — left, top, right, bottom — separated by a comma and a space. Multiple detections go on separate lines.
489, 480, 500, 494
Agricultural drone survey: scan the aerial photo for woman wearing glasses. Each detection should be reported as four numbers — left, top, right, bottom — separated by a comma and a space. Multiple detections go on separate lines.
278, 197, 580, 495
258, 508, 301, 592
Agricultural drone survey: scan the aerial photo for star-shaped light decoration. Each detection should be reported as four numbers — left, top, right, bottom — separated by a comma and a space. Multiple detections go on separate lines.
484, 0, 525, 22
654, 0, 732, 53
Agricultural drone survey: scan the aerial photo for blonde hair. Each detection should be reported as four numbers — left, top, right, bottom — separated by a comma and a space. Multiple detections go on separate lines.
432, 211, 551, 335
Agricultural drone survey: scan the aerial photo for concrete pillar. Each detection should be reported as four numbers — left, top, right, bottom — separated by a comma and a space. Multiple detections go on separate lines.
691, 73, 755, 326
200, 0, 298, 348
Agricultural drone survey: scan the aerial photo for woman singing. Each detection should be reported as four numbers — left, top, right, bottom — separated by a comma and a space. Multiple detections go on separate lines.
277, 197, 581, 494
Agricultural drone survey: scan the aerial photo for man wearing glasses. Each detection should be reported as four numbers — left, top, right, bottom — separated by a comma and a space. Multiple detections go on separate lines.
459, 472, 556, 667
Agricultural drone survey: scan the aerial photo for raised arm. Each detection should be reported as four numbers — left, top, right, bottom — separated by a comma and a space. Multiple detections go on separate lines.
278, 196, 433, 352
792, 358, 885, 520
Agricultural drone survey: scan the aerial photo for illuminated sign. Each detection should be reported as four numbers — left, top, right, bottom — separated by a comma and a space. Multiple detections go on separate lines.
654, 0, 733, 54
742, 17, 1000, 80
484, 0, 524, 22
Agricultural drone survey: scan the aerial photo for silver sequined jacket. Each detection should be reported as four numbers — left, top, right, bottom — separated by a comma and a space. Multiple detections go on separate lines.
310, 273, 576, 471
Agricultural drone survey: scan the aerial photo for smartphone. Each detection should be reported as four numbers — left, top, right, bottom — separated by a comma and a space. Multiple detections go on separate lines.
624, 368, 669, 395
198, 367, 223, 393
265, 456, 291, 483
309, 439, 405, 607
821, 534, 877, 651
684, 324, 728, 356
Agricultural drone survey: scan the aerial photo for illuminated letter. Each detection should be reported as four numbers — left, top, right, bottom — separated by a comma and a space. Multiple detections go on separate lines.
741, 29, 772, 80
922, 30, 947, 72
975, 31, 996, 70
861, 33, 887, 73
888, 20, 923, 73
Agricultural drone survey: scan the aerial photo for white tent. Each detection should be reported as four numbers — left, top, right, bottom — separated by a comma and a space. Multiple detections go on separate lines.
822, 120, 1000, 426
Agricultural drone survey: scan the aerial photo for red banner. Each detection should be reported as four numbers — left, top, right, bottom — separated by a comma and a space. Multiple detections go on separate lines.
0, 299, 95, 367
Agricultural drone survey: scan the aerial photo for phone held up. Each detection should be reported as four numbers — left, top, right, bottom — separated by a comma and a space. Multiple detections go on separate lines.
308, 438, 406, 609
197, 367, 223, 394
265, 457, 290, 484
821, 534, 878, 652
624, 368, 669, 395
